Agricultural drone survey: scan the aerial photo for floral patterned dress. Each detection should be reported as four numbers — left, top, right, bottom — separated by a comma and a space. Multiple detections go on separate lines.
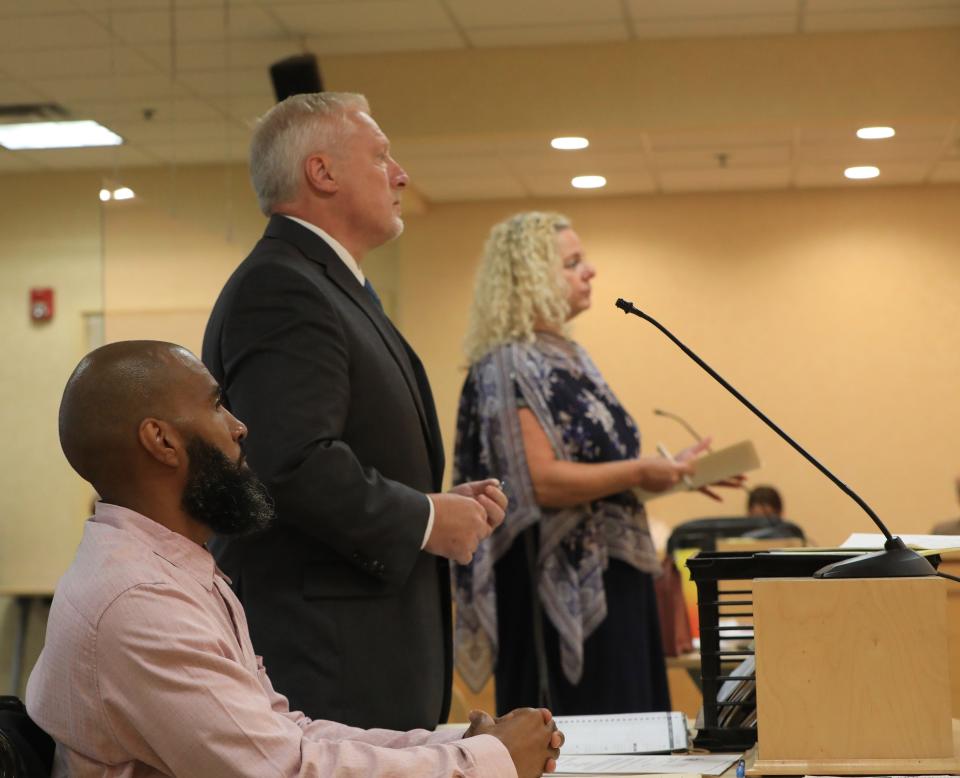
452, 332, 670, 714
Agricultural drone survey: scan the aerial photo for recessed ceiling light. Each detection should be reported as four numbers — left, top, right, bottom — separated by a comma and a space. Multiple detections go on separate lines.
98, 189, 112, 202
551, 136, 589, 150
571, 175, 606, 189
0, 120, 123, 150
844, 165, 880, 180
112, 187, 135, 200
856, 126, 895, 140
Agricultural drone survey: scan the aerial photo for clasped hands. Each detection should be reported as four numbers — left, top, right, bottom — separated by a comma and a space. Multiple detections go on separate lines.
463, 707, 564, 777
425, 479, 507, 564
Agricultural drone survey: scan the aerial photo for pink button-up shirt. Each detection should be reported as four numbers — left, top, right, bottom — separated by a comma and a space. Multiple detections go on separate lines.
26, 504, 516, 778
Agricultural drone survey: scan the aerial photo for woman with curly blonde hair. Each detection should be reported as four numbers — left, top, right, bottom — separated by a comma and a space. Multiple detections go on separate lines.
452, 211, 704, 715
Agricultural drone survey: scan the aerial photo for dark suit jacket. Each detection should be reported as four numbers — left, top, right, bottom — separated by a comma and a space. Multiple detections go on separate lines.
202, 215, 451, 730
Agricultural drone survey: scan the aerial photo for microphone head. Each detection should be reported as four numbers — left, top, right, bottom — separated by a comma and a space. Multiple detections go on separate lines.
615, 298, 633, 313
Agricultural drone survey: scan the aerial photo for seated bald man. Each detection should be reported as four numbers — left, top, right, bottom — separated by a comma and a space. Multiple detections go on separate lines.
26, 341, 562, 778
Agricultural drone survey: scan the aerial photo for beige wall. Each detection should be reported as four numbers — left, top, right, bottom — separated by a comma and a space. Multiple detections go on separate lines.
396, 185, 960, 546
1, 163, 959, 692
0, 172, 103, 592
0, 171, 103, 695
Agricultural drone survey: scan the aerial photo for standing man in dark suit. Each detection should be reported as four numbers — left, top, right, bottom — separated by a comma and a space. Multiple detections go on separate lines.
203, 92, 506, 732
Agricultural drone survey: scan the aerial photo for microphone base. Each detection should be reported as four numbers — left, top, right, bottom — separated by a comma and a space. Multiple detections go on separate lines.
814, 537, 936, 579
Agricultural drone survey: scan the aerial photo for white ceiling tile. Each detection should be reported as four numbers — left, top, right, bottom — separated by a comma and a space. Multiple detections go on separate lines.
794, 161, 927, 187
204, 95, 274, 124
66, 97, 226, 124
0, 80, 51, 103
137, 41, 304, 72
16, 144, 161, 170
176, 68, 274, 99
469, 23, 628, 48
627, 0, 798, 20
34, 74, 191, 102
394, 134, 542, 158
145, 139, 248, 164
416, 173, 528, 202
929, 160, 960, 183
109, 118, 250, 144
0, 14, 113, 51
0, 1, 86, 15
633, 14, 796, 38
798, 121, 955, 144
798, 139, 945, 164
77, 0, 259, 8
0, 151, 46, 171
649, 126, 794, 149
0, 47, 159, 80
654, 144, 791, 170
104, 6, 283, 43
304, 29, 464, 54
805, 8, 960, 32
805, 0, 960, 11
659, 166, 791, 192
270, 1, 453, 35
508, 149, 651, 176
402, 153, 513, 180
521, 170, 657, 197
447, 0, 623, 28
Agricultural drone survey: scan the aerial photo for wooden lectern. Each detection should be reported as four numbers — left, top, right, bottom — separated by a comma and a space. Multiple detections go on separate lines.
749, 576, 960, 775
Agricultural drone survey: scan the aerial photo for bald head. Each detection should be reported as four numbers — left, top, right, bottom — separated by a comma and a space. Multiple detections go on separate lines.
59, 341, 204, 494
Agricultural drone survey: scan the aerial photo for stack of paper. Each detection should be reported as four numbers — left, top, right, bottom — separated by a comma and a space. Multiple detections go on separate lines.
554, 711, 689, 755
553, 753, 740, 776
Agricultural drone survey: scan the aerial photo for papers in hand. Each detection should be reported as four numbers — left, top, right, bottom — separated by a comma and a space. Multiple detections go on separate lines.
634, 440, 760, 502
553, 711, 689, 755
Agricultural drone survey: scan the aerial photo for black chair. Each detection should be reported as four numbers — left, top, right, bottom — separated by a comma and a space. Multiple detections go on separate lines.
666, 515, 805, 555
0, 697, 54, 778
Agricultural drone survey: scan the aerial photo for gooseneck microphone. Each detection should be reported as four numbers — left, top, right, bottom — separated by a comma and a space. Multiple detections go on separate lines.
616, 297, 935, 579
653, 408, 707, 446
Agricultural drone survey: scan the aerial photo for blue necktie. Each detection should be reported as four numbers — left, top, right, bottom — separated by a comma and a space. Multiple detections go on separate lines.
364, 278, 383, 309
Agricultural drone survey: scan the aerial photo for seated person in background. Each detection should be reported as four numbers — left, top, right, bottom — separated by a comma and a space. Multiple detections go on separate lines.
743, 485, 807, 543
746, 485, 783, 518
930, 474, 960, 535
26, 340, 562, 778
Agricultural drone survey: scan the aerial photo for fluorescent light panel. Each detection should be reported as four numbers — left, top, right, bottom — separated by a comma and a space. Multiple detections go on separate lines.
571, 175, 606, 189
844, 166, 880, 180
856, 126, 895, 140
0, 120, 123, 150
551, 136, 589, 150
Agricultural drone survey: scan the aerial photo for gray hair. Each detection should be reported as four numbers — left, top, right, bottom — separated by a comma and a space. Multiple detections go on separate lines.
249, 92, 370, 216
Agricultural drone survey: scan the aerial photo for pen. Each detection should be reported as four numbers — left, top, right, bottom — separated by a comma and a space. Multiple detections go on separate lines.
656, 442, 694, 489
736, 758, 745, 778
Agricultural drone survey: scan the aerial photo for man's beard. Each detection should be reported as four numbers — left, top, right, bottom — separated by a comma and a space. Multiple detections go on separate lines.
181, 436, 275, 536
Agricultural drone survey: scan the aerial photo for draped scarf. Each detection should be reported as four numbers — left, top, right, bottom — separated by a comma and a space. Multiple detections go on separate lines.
451, 334, 660, 692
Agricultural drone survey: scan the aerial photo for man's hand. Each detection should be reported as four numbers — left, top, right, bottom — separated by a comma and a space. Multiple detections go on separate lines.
424, 493, 492, 564
449, 479, 508, 531
462, 709, 497, 738
486, 707, 563, 778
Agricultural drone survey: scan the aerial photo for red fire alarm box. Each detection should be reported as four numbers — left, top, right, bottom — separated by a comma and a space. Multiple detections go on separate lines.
30, 288, 54, 322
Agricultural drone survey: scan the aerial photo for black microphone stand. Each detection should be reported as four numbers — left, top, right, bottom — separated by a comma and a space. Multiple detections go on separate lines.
616, 298, 935, 579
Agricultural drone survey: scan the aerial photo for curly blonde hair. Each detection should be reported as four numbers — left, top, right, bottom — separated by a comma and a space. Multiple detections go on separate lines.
463, 211, 573, 364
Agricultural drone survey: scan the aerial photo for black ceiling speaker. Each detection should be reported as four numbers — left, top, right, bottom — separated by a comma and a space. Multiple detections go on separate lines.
269, 54, 324, 102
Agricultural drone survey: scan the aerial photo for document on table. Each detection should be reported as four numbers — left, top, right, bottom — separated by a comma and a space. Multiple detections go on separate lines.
633, 440, 760, 502
554, 711, 689, 754
840, 532, 960, 552
554, 752, 740, 775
